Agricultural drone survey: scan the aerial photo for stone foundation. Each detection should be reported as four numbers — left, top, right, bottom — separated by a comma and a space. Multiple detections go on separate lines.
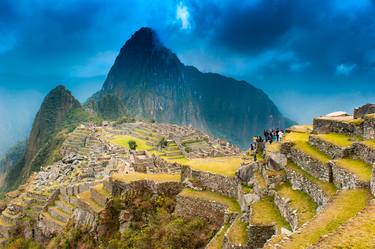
363, 115, 375, 139
285, 168, 331, 207
308, 135, 352, 159
289, 147, 331, 182
248, 225, 276, 249
313, 117, 363, 137
174, 195, 227, 229
273, 192, 298, 231
181, 166, 239, 198
330, 161, 370, 189
352, 143, 375, 165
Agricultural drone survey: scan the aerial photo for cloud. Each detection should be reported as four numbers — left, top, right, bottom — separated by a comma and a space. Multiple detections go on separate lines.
176, 2, 191, 30
336, 63, 357, 76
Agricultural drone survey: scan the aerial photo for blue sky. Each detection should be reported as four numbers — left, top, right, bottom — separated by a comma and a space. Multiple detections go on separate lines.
0, 0, 375, 155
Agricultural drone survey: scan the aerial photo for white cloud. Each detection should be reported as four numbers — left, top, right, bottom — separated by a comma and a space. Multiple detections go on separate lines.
176, 2, 190, 30
336, 63, 357, 76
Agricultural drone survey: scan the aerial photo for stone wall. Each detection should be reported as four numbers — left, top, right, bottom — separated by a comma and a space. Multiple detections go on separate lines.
313, 118, 363, 137
273, 192, 298, 231
329, 161, 370, 189
237, 185, 259, 212
363, 115, 375, 139
247, 225, 276, 249
60, 181, 101, 196
308, 135, 352, 159
174, 195, 227, 229
354, 104, 375, 119
371, 167, 375, 197
289, 147, 331, 182
352, 143, 375, 165
181, 166, 239, 198
285, 168, 330, 207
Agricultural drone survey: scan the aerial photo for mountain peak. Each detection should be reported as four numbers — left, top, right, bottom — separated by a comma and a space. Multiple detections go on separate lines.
125, 27, 163, 50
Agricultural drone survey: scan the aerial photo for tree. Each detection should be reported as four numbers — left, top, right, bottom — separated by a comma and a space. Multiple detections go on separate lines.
128, 140, 137, 150
158, 137, 168, 149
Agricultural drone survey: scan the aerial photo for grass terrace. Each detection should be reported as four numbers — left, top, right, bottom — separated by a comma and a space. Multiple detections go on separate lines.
169, 156, 243, 176
227, 217, 248, 246
334, 159, 372, 182
77, 191, 104, 213
287, 125, 313, 133
313, 201, 375, 248
91, 183, 110, 197
270, 189, 371, 249
112, 172, 180, 183
206, 223, 230, 249
241, 183, 253, 194
179, 189, 240, 213
316, 133, 353, 147
251, 197, 291, 231
285, 132, 331, 163
286, 161, 337, 196
345, 118, 364, 125
363, 139, 375, 150
276, 183, 317, 225
110, 135, 153, 151
254, 172, 267, 189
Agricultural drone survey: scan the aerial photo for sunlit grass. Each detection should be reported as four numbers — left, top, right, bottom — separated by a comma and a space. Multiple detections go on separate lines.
363, 139, 375, 150
111, 172, 180, 183
334, 159, 372, 182
276, 182, 317, 225
110, 135, 153, 151
271, 189, 371, 249
206, 223, 230, 249
316, 133, 353, 147
313, 201, 375, 248
179, 188, 240, 212
227, 217, 248, 245
168, 156, 243, 176
251, 197, 291, 231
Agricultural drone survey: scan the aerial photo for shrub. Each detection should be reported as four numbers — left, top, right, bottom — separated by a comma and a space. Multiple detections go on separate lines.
128, 140, 137, 150
158, 137, 168, 149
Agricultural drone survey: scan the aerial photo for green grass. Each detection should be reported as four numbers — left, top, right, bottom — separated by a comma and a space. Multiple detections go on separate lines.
312, 200, 375, 248
110, 135, 153, 151
251, 197, 291, 231
284, 132, 309, 143
112, 173, 180, 183
294, 142, 331, 163
255, 171, 267, 189
173, 156, 243, 176
206, 223, 230, 249
286, 161, 337, 196
241, 183, 253, 194
345, 118, 364, 125
267, 189, 371, 249
363, 139, 375, 150
227, 217, 248, 245
334, 159, 372, 182
316, 133, 353, 147
276, 183, 317, 225
179, 188, 240, 213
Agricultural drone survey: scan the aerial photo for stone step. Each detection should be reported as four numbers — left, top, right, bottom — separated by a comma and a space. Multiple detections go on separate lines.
308, 134, 353, 159
59, 194, 79, 207
77, 191, 105, 214
41, 212, 66, 229
330, 159, 372, 189
90, 184, 111, 207
285, 161, 337, 207
48, 206, 71, 223
27, 191, 49, 202
264, 189, 371, 249
55, 199, 75, 214
0, 211, 20, 224
274, 182, 317, 231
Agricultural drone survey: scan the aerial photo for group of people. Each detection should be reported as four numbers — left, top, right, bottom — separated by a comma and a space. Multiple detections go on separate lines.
249, 128, 285, 162
263, 128, 284, 144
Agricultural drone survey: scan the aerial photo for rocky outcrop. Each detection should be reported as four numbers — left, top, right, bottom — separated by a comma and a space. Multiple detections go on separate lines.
354, 104, 375, 119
